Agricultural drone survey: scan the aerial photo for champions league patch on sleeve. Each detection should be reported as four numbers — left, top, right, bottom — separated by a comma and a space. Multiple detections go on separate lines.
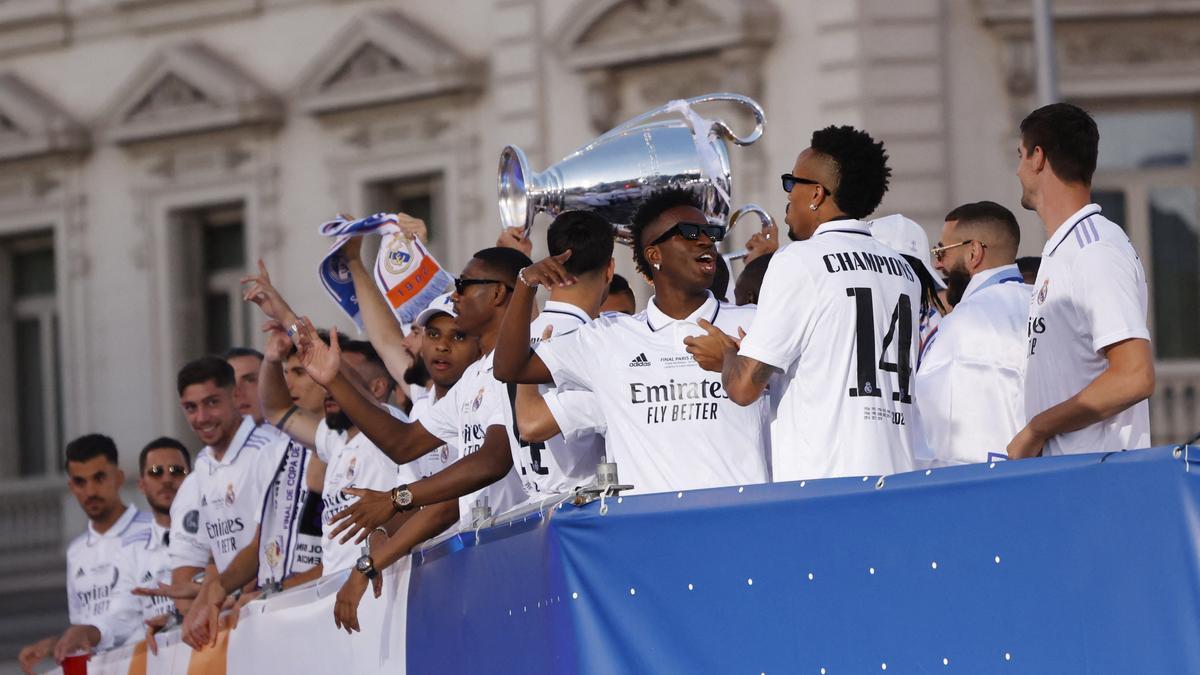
183, 509, 200, 534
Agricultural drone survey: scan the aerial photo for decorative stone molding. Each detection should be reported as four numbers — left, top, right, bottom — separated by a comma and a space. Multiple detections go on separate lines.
0, 73, 89, 163
294, 10, 484, 116
0, 0, 68, 56
554, 0, 777, 132
100, 41, 282, 144
978, 0, 1200, 23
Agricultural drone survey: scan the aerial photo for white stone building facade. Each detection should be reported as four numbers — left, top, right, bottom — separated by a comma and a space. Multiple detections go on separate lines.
0, 0, 1196, 661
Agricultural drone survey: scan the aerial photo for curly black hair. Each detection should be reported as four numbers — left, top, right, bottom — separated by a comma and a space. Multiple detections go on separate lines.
629, 187, 702, 280
809, 125, 891, 219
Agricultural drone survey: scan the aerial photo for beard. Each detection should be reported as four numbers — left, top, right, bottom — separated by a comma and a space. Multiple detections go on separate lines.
403, 356, 430, 388
325, 410, 353, 431
944, 264, 972, 308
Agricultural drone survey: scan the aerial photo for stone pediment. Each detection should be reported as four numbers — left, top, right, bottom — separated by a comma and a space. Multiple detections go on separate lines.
101, 41, 282, 144
295, 9, 484, 115
0, 73, 89, 162
554, 0, 777, 71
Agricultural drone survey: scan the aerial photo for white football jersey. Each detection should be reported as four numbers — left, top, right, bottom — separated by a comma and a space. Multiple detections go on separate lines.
409, 394, 456, 478
739, 219, 921, 481
915, 264, 1030, 465
519, 300, 605, 496
535, 292, 769, 495
1025, 204, 1151, 455
315, 405, 422, 574
182, 417, 285, 572
66, 506, 151, 647
92, 520, 173, 649
416, 351, 527, 529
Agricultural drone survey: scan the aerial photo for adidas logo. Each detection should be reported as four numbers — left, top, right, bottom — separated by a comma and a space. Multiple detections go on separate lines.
628, 353, 651, 367
75, 568, 85, 578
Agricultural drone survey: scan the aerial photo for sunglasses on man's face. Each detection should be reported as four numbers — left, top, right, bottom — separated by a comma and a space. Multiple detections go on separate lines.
146, 465, 188, 478
649, 221, 727, 246
780, 173, 830, 194
453, 278, 513, 295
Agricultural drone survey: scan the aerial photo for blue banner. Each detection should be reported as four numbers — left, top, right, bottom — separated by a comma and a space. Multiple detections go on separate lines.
407, 446, 1200, 673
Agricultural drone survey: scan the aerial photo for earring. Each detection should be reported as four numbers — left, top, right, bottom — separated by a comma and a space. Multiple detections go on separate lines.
653, 263, 661, 270
809, 204, 818, 211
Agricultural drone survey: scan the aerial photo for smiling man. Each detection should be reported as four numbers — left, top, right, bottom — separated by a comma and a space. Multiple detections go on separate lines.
493, 188, 770, 495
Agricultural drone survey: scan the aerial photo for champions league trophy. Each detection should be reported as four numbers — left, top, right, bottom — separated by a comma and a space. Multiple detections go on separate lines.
497, 92, 768, 245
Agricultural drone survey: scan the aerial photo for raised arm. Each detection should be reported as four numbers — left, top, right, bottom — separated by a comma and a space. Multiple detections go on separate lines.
514, 384, 561, 443
295, 319, 441, 464
341, 234, 413, 384
258, 321, 323, 448
493, 252, 575, 384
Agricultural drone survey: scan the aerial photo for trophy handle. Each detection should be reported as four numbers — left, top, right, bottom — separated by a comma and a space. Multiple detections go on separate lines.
588, 92, 765, 149
723, 203, 775, 262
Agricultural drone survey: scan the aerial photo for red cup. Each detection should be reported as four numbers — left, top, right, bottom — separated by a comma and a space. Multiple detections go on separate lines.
60, 653, 89, 675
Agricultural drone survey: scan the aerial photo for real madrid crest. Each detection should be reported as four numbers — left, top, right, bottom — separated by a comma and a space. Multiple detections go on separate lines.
225, 482, 236, 506
383, 237, 415, 276
472, 387, 486, 411
1037, 278, 1050, 305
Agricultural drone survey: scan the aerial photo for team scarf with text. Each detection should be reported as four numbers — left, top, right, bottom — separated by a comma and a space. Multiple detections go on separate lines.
256, 440, 311, 586
318, 213, 454, 331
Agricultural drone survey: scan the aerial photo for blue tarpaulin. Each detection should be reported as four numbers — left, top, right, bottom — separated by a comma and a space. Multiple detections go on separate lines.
406, 446, 1200, 674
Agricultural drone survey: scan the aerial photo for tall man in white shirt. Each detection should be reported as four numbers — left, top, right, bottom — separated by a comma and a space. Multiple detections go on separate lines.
19, 435, 152, 675
916, 201, 1031, 465
687, 125, 919, 481
53, 438, 192, 660
494, 189, 770, 495
1009, 102, 1154, 458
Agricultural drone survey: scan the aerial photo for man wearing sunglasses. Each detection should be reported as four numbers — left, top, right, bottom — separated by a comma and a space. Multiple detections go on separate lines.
687, 125, 920, 483
914, 201, 1030, 467
494, 188, 770, 495
53, 438, 193, 661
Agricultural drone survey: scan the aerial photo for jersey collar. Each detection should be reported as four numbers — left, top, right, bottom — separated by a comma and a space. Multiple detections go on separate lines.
151, 520, 170, 548
205, 416, 257, 467
813, 219, 871, 237
961, 263, 1023, 302
645, 291, 720, 332
1043, 203, 1102, 257
540, 300, 591, 326
86, 503, 137, 545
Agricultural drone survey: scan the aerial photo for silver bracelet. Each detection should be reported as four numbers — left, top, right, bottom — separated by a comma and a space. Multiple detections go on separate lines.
517, 267, 539, 288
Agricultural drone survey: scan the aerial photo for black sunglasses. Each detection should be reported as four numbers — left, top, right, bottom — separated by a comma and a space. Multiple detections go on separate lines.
649, 221, 727, 246
147, 464, 188, 477
781, 173, 830, 194
453, 278, 513, 295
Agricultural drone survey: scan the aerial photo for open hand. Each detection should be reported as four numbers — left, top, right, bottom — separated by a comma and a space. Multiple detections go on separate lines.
143, 614, 172, 656
328, 488, 395, 544
683, 319, 743, 373
333, 571, 370, 634
133, 579, 201, 600
296, 318, 341, 386
19, 636, 56, 675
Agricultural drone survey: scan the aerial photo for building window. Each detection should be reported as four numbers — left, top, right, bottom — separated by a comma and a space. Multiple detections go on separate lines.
0, 232, 63, 476
1092, 107, 1200, 360
172, 203, 250, 355
363, 173, 444, 260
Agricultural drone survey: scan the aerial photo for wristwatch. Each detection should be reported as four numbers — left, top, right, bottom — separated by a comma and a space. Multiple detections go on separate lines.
354, 554, 378, 580
391, 485, 415, 512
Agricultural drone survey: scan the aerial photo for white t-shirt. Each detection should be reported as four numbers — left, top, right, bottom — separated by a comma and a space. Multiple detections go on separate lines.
520, 300, 605, 496
92, 521, 173, 649
66, 506, 151, 647
1025, 204, 1152, 455
739, 219, 921, 481
416, 351, 527, 529
168, 417, 284, 572
535, 292, 769, 495
410, 393, 456, 479
315, 404, 422, 574
915, 264, 1030, 465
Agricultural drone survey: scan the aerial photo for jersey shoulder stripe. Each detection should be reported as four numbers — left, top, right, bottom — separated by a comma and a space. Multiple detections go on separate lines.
120, 530, 153, 549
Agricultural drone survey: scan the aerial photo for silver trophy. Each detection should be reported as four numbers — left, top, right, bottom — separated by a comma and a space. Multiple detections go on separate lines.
498, 92, 766, 245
